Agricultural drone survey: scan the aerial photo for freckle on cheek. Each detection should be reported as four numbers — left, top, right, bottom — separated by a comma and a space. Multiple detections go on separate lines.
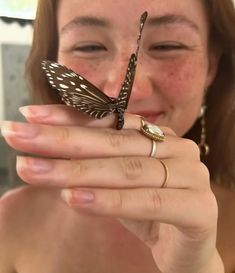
70, 62, 99, 76
169, 72, 175, 77
158, 57, 205, 103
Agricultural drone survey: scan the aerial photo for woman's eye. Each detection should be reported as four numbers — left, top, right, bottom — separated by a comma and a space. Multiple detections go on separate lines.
74, 44, 107, 53
149, 44, 186, 51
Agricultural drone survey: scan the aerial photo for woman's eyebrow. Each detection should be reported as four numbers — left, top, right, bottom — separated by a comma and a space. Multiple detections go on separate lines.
147, 14, 200, 34
60, 14, 200, 36
60, 16, 111, 35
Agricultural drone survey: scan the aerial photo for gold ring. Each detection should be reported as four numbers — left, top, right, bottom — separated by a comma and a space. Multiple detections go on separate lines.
140, 118, 165, 142
150, 140, 157, 157
159, 160, 169, 188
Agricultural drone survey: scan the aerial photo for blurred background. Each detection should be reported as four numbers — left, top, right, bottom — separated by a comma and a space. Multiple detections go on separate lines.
0, 0, 36, 195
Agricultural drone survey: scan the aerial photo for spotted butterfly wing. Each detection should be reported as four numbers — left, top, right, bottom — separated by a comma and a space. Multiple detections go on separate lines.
42, 11, 148, 129
42, 61, 117, 119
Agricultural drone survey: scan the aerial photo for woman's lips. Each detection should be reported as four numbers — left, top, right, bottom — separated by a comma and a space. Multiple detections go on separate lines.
133, 111, 165, 124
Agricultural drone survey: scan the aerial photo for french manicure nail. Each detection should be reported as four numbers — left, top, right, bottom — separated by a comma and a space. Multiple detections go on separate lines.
61, 189, 94, 204
1, 121, 39, 139
61, 189, 72, 203
19, 106, 51, 119
17, 156, 53, 174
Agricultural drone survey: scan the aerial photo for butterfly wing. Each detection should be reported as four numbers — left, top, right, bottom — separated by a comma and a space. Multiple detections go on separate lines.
115, 12, 148, 129
41, 12, 148, 128
116, 54, 137, 111
116, 11, 148, 111
41, 61, 116, 119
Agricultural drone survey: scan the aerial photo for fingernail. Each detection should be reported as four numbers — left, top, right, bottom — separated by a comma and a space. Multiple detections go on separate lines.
61, 189, 94, 204
61, 190, 72, 203
1, 121, 39, 139
17, 156, 53, 174
19, 106, 51, 119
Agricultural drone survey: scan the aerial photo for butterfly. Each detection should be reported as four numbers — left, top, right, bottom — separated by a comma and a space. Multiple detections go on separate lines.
42, 11, 148, 130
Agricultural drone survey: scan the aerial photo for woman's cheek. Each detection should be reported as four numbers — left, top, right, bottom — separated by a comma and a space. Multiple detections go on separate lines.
153, 57, 207, 135
155, 57, 207, 103
58, 55, 108, 87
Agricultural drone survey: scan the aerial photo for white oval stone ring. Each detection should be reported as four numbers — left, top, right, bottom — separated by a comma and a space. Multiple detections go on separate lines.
140, 118, 165, 142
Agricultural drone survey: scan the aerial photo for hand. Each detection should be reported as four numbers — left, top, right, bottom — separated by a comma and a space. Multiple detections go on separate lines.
1, 105, 224, 273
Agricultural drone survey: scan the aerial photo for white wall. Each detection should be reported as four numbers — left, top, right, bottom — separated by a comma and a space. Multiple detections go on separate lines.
0, 20, 33, 120
0, 20, 32, 43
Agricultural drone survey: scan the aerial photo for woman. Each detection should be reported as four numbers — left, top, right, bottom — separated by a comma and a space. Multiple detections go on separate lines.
0, 0, 235, 272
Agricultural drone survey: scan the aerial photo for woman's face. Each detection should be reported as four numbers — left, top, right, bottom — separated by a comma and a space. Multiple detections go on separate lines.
57, 0, 219, 136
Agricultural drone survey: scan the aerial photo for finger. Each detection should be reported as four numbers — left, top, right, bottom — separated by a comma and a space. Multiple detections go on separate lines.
19, 104, 101, 126
16, 156, 209, 190
60, 187, 217, 231
1, 121, 199, 160
19, 105, 176, 134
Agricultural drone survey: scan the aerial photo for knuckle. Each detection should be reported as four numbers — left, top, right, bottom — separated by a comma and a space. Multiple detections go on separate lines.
69, 160, 83, 179
111, 190, 124, 212
148, 189, 162, 213
120, 157, 144, 180
199, 162, 210, 180
68, 160, 92, 187
195, 192, 218, 235
196, 162, 211, 188
186, 161, 210, 189
56, 126, 71, 144
104, 129, 133, 148
207, 193, 218, 222
181, 138, 200, 159
206, 192, 218, 215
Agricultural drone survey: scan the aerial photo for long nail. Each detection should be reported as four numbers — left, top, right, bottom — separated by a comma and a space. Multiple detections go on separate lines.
19, 106, 51, 119
17, 156, 53, 174
1, 121, 39, 139
61, 189, 94, 204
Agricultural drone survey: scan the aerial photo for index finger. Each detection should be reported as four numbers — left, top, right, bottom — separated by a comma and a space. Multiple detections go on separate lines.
19, 104, 176, 135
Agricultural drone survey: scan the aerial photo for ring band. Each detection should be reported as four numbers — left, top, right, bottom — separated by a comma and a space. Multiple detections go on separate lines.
140, 118, 165, 142
150, 140, 157, 157
159, 160, 169, 188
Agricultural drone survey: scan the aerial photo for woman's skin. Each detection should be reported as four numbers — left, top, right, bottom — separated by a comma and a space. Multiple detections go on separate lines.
0, 0, 235, 272
57, 0, 215, 135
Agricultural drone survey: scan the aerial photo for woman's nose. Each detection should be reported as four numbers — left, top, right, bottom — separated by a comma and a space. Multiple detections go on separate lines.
102, 57, 153, 101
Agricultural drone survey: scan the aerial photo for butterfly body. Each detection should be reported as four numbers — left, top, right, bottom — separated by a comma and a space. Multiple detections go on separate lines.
42, 12, 148, 130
